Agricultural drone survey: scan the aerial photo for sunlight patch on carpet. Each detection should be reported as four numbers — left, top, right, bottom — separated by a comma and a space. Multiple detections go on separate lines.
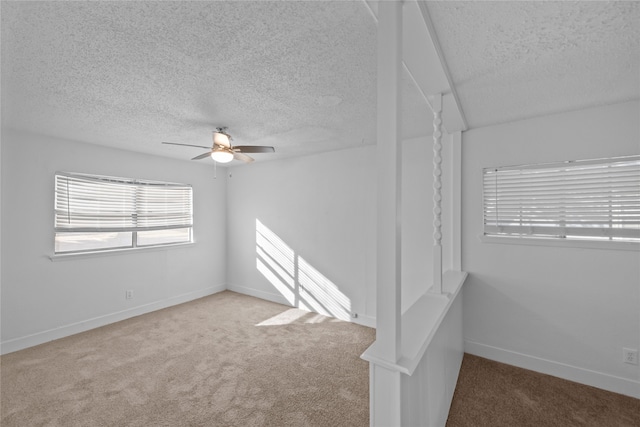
255, 308, 309, 326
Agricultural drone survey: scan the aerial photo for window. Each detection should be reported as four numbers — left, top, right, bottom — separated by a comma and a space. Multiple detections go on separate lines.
483, 155, 640, 242
55, 172, 193, 254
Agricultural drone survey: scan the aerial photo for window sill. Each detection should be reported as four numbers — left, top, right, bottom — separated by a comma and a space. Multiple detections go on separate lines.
49, 242, 195, 261
479, 235, 639, 251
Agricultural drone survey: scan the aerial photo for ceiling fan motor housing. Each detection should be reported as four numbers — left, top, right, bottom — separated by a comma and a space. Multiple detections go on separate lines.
213, 130, 231, 147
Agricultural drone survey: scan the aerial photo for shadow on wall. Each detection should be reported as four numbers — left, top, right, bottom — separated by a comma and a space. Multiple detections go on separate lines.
255, 219, 352, 322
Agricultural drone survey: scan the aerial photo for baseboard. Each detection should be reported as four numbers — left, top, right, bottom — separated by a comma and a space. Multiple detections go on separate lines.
227, 283, 293, 307
227, 283, 376, 329
464, 340, 640, 399
352, 313, 376, 329
1, 284, 226, 355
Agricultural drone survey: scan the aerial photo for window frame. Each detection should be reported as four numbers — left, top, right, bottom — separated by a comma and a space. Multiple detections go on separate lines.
481, 155, 640, 249
53, 172, 194, 257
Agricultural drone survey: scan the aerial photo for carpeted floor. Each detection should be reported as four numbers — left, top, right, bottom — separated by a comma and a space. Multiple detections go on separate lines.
447, 353, 640, 427
3, 291, 639, 427
1, 291, 375, 427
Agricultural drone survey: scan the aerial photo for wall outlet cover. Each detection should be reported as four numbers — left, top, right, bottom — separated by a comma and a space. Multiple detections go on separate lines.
623, 348, 638, 365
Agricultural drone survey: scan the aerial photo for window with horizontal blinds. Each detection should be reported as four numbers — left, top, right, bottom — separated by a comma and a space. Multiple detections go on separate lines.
54, 172, 192, 254
483, 155, 640, 241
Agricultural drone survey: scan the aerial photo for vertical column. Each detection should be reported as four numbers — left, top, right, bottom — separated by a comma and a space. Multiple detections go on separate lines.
431, 94, 443, 293
371, 3, 404, 425
376, 0, 403, 363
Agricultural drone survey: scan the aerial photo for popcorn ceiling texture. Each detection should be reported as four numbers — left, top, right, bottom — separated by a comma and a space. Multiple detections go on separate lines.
426, 1, 640, 129
1, 1, 380, 161
1, 1, 638, 162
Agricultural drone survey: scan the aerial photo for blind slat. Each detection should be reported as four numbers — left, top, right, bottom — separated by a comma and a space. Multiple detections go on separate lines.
55, 173, 193, 232
483, 156, 640, 241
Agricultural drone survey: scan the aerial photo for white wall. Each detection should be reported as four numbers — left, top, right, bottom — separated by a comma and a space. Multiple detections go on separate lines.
226, 135, 445, 326
402, 136, 434, 311
462, 101, 640, 397
0, 128, 446, 350
226, 146, 377, 325
0, 130, 2, 351
1, 129, 227, 353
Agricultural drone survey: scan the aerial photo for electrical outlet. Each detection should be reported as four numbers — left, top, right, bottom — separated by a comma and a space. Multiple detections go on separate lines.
623, 348, 638, 365
125, 290, 134, 300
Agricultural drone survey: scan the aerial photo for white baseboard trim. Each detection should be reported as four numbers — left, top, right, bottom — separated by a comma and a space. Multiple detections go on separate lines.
227, 283, 376, 329
465, 340, 640, 399
1, 284, 226, 355
227, 283, 293, 307
352, 314, 376, 329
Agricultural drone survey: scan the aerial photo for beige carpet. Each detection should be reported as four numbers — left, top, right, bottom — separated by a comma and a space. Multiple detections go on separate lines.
447, 353, 640, 427
6, 291, 638, 427
1, 291, 375, 427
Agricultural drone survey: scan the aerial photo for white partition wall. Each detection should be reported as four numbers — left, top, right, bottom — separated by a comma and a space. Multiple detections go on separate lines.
361, 1, 468, 425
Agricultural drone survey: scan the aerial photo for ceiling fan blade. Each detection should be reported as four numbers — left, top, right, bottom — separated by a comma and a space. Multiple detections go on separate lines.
162, 142, 212, 150
233, 145, 275, 153
191, 151, 213, 160
233, 152, 255, 163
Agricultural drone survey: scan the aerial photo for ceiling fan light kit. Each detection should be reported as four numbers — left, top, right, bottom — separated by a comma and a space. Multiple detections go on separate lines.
210, 149, 234, 163
162, 127, 275, 164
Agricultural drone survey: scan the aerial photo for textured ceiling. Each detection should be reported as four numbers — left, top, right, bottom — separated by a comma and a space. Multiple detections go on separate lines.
426, 0, 640, 129
2, 1, 638, 164
1, 1, 389, 162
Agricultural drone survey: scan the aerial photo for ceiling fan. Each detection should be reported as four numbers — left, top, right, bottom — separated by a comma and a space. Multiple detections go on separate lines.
162, 127, 275, 163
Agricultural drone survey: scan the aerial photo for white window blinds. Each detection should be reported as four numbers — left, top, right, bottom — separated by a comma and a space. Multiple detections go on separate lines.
55, 173, 193, 232
483, 155, 640, 241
